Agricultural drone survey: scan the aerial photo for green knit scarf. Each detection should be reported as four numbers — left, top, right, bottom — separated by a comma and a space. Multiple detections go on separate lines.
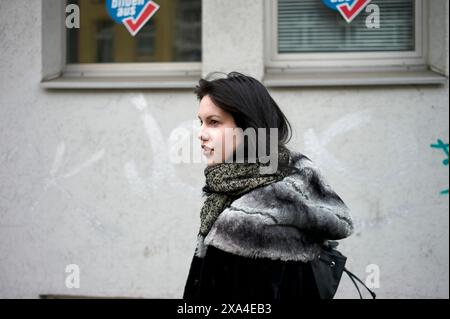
199, 145, 293, 237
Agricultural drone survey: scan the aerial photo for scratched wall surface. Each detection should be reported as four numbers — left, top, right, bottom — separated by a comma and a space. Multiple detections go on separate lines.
0, 0, 449, 298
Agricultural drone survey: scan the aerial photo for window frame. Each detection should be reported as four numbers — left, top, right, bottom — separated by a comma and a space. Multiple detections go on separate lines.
265, 0, 427, 71
63, 62, 202, 78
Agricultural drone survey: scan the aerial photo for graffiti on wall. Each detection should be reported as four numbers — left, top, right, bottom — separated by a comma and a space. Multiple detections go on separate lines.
430, 139, 449, 195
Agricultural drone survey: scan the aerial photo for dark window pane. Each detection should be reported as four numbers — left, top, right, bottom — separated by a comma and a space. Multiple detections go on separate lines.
66, 0, 201, 63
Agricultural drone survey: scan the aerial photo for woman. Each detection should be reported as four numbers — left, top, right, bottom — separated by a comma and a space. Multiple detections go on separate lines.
183, 71, 354, 300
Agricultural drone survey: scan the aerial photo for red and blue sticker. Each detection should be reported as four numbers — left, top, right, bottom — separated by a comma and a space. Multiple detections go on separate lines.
106, 0, 160, 36
322, 0, 372, 23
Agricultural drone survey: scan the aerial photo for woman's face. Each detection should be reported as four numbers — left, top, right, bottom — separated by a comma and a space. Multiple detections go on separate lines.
197, 95, 241, 166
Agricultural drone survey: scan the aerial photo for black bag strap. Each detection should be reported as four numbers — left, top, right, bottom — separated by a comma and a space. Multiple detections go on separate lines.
343, 267, 376, 299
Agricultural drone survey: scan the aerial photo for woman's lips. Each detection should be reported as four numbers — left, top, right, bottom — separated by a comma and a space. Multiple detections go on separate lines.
202, 145, 214, 156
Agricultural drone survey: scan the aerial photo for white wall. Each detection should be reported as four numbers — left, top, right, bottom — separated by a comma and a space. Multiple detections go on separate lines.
0, 0, 448, 298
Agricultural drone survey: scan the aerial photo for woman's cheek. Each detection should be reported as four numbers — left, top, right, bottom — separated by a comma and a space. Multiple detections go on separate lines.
224, 128, 240, 161
208, 127, 239, 163
205, 129, 222, 163
208, 128, 220, 150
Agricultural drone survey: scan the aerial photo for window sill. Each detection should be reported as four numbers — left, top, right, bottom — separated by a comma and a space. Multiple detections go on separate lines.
40, 74, 200, 89
263, 69, 447, 87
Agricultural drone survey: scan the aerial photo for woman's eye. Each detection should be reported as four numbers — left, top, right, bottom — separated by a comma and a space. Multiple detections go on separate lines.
198, 119, 218, 126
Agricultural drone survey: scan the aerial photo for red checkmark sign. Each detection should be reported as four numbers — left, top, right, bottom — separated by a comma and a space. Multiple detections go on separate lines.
337, 0, 372, 23
123, 1, 160, 36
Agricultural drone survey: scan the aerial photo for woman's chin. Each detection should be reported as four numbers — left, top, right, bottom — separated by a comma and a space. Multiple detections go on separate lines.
204, 150, 235, 166
206, 155, 224, 166
205, 154, 216, 166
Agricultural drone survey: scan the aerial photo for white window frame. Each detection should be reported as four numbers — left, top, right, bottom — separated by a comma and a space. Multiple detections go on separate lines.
263, 0, 446, 86
41, 0, 201, 89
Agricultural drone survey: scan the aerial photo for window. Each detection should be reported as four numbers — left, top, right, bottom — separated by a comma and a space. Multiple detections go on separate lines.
66, 0, 201, 64
278, 0, 415, 53
264, 0, 445, 86
43, 0, 202, 88
95, 20, 114, 63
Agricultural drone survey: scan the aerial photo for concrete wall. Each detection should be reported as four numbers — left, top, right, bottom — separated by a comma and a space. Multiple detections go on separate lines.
0, 0, 448, 298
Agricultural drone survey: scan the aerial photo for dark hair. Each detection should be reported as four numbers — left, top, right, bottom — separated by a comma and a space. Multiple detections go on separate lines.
194, 71, 299, 174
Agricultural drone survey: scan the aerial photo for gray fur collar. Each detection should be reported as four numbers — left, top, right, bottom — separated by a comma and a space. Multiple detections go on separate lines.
194, 151, 354, 262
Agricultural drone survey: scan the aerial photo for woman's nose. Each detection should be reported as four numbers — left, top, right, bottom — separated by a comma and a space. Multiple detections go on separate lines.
198, 126, 210, 142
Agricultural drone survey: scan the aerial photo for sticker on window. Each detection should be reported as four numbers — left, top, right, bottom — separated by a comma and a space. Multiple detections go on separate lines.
322, 0, 372, 23
106, 0, 160, 36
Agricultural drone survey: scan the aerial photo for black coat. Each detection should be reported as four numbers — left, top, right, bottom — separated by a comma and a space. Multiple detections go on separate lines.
183, 245, 320, 301
183, 152, 354, 300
